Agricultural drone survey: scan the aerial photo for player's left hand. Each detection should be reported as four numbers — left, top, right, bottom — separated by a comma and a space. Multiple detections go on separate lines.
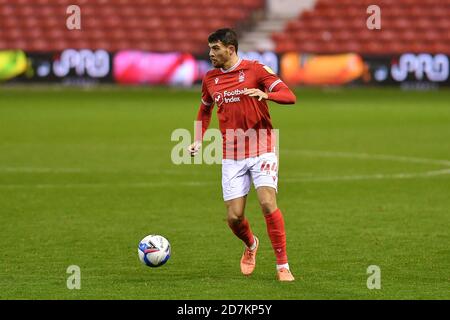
243, 88, 269, 101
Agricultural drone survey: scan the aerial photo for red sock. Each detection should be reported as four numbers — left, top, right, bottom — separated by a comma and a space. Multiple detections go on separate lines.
228, 218, 255, 248
264, 208, 288, 265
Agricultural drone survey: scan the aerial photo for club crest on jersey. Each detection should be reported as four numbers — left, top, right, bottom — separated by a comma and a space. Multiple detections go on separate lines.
215, 77, 219, 84
238, 70, 245, 83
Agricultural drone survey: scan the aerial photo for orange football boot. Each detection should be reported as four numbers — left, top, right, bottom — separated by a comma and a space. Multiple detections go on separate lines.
240, 236, 259, 276
277, 268, 295, 282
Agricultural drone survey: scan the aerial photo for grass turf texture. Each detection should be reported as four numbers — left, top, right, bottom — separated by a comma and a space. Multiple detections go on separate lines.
0, 86, 449, 299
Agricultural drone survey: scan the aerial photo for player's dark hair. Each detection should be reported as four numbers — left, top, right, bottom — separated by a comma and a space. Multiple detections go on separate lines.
208, 28, 239, 52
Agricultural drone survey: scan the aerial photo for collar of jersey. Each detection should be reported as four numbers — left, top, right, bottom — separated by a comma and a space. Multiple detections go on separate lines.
220, 58, 242, 73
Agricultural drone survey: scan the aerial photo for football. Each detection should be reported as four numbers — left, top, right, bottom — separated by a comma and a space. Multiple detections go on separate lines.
138, 235, 171, 268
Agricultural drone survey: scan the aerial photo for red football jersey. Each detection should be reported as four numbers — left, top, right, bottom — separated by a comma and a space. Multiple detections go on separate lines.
198, 58, 285, 160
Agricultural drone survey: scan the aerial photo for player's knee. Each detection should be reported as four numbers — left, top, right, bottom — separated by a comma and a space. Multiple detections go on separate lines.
227, 212, 244, 225
259, 199, 277, 215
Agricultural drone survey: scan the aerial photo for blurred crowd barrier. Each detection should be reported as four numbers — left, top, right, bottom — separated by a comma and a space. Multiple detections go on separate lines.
1, 49, 448, 89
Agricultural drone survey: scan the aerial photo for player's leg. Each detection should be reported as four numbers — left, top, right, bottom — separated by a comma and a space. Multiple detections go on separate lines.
256, 186, 294, 281
251, 153, 295, 281
222, 159, 258, 275
256, 186, 277, 215
225, 195, 255, 249
255, 187, 287, 262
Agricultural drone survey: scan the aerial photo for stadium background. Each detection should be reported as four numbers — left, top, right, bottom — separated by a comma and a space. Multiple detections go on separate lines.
0, 0, 449, 300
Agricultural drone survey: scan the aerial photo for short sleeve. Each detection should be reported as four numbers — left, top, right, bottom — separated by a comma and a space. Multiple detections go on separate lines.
201, 78, 213, 106
254, 62, 284, 92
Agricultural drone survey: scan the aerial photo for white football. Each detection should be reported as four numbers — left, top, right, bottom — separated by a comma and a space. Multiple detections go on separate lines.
138, 235, 171, 267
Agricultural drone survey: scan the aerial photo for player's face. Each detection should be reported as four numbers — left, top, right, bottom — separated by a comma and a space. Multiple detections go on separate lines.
208, 41, 233, 68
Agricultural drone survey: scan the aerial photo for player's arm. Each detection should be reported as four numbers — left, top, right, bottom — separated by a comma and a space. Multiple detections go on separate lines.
244, 84, 296, 104
266, 81, 296, 104
188, 80, 214, 156
243, 63, 296, 104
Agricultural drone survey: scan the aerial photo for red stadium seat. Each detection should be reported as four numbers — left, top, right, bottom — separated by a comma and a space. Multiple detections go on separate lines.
275, 41, 297, 53
2, 0, 448, 55
0, 0, 265, 53
272, 0, 450, 54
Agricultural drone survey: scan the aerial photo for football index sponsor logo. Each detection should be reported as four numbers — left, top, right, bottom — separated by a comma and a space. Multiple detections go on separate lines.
213, 88, 248, 106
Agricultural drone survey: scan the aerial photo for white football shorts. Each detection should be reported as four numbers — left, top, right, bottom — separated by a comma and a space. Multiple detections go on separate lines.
222, 152, 278, 201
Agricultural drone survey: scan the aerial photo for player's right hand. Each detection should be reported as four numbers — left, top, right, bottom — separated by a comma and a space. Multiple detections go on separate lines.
187, 140, 202, 156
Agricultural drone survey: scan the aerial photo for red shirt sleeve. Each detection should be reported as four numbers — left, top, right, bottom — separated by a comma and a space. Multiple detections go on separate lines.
254, 62, 296, 104
200, 77, 213, 107
195, 79, 214, 141
254, 62, 281, 91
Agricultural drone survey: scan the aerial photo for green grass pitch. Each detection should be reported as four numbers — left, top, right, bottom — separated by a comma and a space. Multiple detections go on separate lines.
0, 86, 449, 299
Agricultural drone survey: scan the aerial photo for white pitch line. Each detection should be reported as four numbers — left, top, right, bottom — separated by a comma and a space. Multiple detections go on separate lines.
1, 150, 449, 188
0, 167, 202, 175
284, 168, 450, 182
1, 150, 449, 174
0, 169, 449, 189
0, 180, 217, 189
283, 150, 450, 167
0, 167, 89, 173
